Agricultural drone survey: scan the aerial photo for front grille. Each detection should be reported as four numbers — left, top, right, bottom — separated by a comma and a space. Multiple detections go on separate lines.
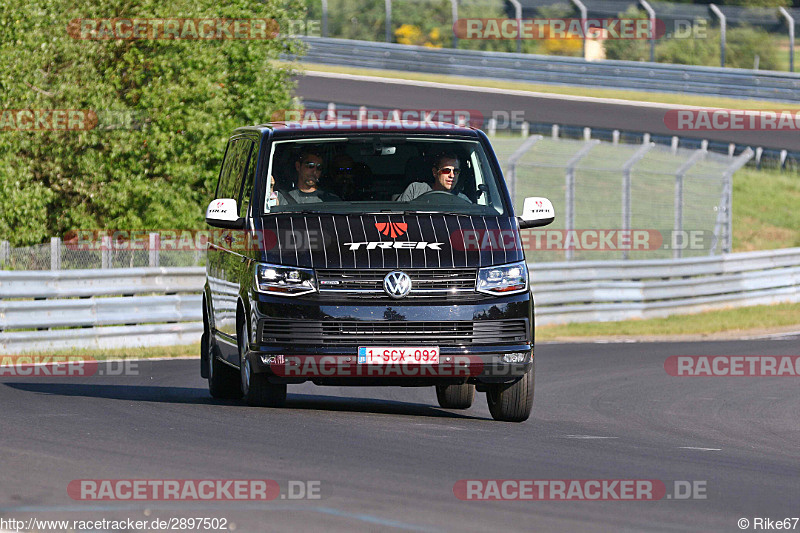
259, 319, 529, 346
316, 268, 477, 299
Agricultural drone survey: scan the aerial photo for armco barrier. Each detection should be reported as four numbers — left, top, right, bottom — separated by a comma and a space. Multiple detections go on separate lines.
1, 249, 798, 353
296, 37, 800, 101
0, 267, 205, 354
530, 247, 800, 325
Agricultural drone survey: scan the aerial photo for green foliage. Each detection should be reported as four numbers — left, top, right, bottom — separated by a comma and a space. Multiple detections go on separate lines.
603, 6, 780, 70
0, 0, 304, 246
304, 0, 543, 53
657, 26, 780, 70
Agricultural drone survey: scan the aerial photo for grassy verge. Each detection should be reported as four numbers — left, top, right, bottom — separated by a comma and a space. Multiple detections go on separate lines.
14, 343, 201, 360
295, 62, 800, 111
536, 302, 800, 341
733, 166, 800, 252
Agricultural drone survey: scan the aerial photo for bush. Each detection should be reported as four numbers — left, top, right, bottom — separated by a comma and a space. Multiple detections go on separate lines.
0, 0, 304, 246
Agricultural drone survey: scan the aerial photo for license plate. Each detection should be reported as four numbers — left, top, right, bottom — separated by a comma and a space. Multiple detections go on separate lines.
358, 346, 439, 364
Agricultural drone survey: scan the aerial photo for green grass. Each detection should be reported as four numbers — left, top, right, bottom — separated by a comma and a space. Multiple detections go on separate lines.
295, 62, 800, 110
537, 302, 800, 340
15, 343, 201, 360
733, 166, 800, 252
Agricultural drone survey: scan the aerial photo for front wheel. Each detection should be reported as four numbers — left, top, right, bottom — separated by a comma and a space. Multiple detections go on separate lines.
239, 320, 286, 408
204, 324, 240, 399
486, 363, 534, 422
435, 383, 475, 409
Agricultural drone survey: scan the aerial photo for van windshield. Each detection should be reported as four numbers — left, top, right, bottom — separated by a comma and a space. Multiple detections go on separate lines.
263, 136, 507, 216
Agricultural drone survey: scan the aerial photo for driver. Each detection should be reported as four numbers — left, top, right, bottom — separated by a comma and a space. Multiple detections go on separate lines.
396, 153, 471, 202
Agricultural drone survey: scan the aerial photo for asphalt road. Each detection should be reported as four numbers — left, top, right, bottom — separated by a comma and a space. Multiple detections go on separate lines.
294, 72, 800, 152
1, 337, 799, 532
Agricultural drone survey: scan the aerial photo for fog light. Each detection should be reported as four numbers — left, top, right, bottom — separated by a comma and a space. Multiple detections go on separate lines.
502, 352, 527, 363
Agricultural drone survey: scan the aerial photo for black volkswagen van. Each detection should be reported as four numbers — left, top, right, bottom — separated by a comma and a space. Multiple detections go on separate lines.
202, 120, 554, 422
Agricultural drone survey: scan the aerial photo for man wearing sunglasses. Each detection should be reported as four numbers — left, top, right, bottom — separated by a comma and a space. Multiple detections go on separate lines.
396, 152, 471, 203
277, 147, 341, 204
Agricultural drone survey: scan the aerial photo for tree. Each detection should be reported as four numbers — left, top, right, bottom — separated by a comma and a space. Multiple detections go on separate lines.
0, 0, 305, 245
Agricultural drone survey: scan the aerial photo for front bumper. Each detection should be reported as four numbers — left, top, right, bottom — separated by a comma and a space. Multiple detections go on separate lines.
247, 291, 534, 385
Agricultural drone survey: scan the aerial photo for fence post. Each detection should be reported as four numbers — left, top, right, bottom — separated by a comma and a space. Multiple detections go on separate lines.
321, 0, 328, 37
673, 149, 706, 259
506, 135, 543, 210
621, 143, 655, 259
711, 148, 753, 255
450, 0, 459, 48
50, 237, 61, 270
0, 240, 9, 267
508, 0, 522, 53
385, 0, 392, 43
709, 4, 726, 67
571, 0, 588, 59
102, 234, 112, 269
487, 118, 497, 136
564, 140, 600, 260
639, 0, 656, 62
779, 7, 794, 73
149, 232, 161, 267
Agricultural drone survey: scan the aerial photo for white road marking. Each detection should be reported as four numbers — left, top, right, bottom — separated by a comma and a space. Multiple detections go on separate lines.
564, 435, 618, 439
678, 446, 721, 451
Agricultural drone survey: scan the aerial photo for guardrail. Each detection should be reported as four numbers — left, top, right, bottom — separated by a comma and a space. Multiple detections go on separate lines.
0, 267, 205, 354
531, 247, 800, 325
297, 37, 800, 101
1, 248, 798, 353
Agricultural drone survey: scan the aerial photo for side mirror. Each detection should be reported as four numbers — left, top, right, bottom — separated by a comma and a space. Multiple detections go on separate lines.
205, 198, 245, 229
519, 197, 555, 229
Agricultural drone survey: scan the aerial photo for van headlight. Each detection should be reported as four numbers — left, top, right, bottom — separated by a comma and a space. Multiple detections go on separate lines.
476, 261, 528, 296
255, 263, 316, 296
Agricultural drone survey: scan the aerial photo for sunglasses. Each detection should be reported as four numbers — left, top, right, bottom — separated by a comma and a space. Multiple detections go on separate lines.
302, 161, 324, 170
438, 166, 461, 176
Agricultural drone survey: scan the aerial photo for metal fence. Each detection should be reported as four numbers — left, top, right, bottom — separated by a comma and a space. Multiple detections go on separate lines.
0, 236, 204, 271
297, 37, 800, 100
302, 0, 800, 71
2, 247, 798, 352
0, 267, 204, 354
493, 132, 752, 262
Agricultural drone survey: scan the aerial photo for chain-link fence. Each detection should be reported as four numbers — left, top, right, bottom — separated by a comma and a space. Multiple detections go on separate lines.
0, 236, 205, 271
493, 132, 752, 261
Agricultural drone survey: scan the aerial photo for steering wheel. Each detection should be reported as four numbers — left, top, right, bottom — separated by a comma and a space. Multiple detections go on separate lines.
416, 190, 472, 203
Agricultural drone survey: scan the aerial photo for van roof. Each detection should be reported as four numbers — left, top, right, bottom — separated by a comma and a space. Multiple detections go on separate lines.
233, 120, 482, 138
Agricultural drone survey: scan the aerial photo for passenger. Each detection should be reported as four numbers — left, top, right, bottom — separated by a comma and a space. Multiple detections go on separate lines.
396, 152, 471, 202
329, 153, 358, 200
277, 147, 341, 204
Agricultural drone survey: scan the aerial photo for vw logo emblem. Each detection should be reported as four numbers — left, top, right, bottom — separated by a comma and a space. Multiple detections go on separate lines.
383, 271, 412, 299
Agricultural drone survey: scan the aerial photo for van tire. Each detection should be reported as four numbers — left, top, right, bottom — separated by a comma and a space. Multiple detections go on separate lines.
486, 363, 534, 422
205, 326, 241, 399
239, 320, 286, 408
435, 383, 475, 409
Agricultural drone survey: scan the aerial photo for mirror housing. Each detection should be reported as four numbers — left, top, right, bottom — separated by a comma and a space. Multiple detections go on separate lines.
205, 198, 245, 229
518, 197, 555, 229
